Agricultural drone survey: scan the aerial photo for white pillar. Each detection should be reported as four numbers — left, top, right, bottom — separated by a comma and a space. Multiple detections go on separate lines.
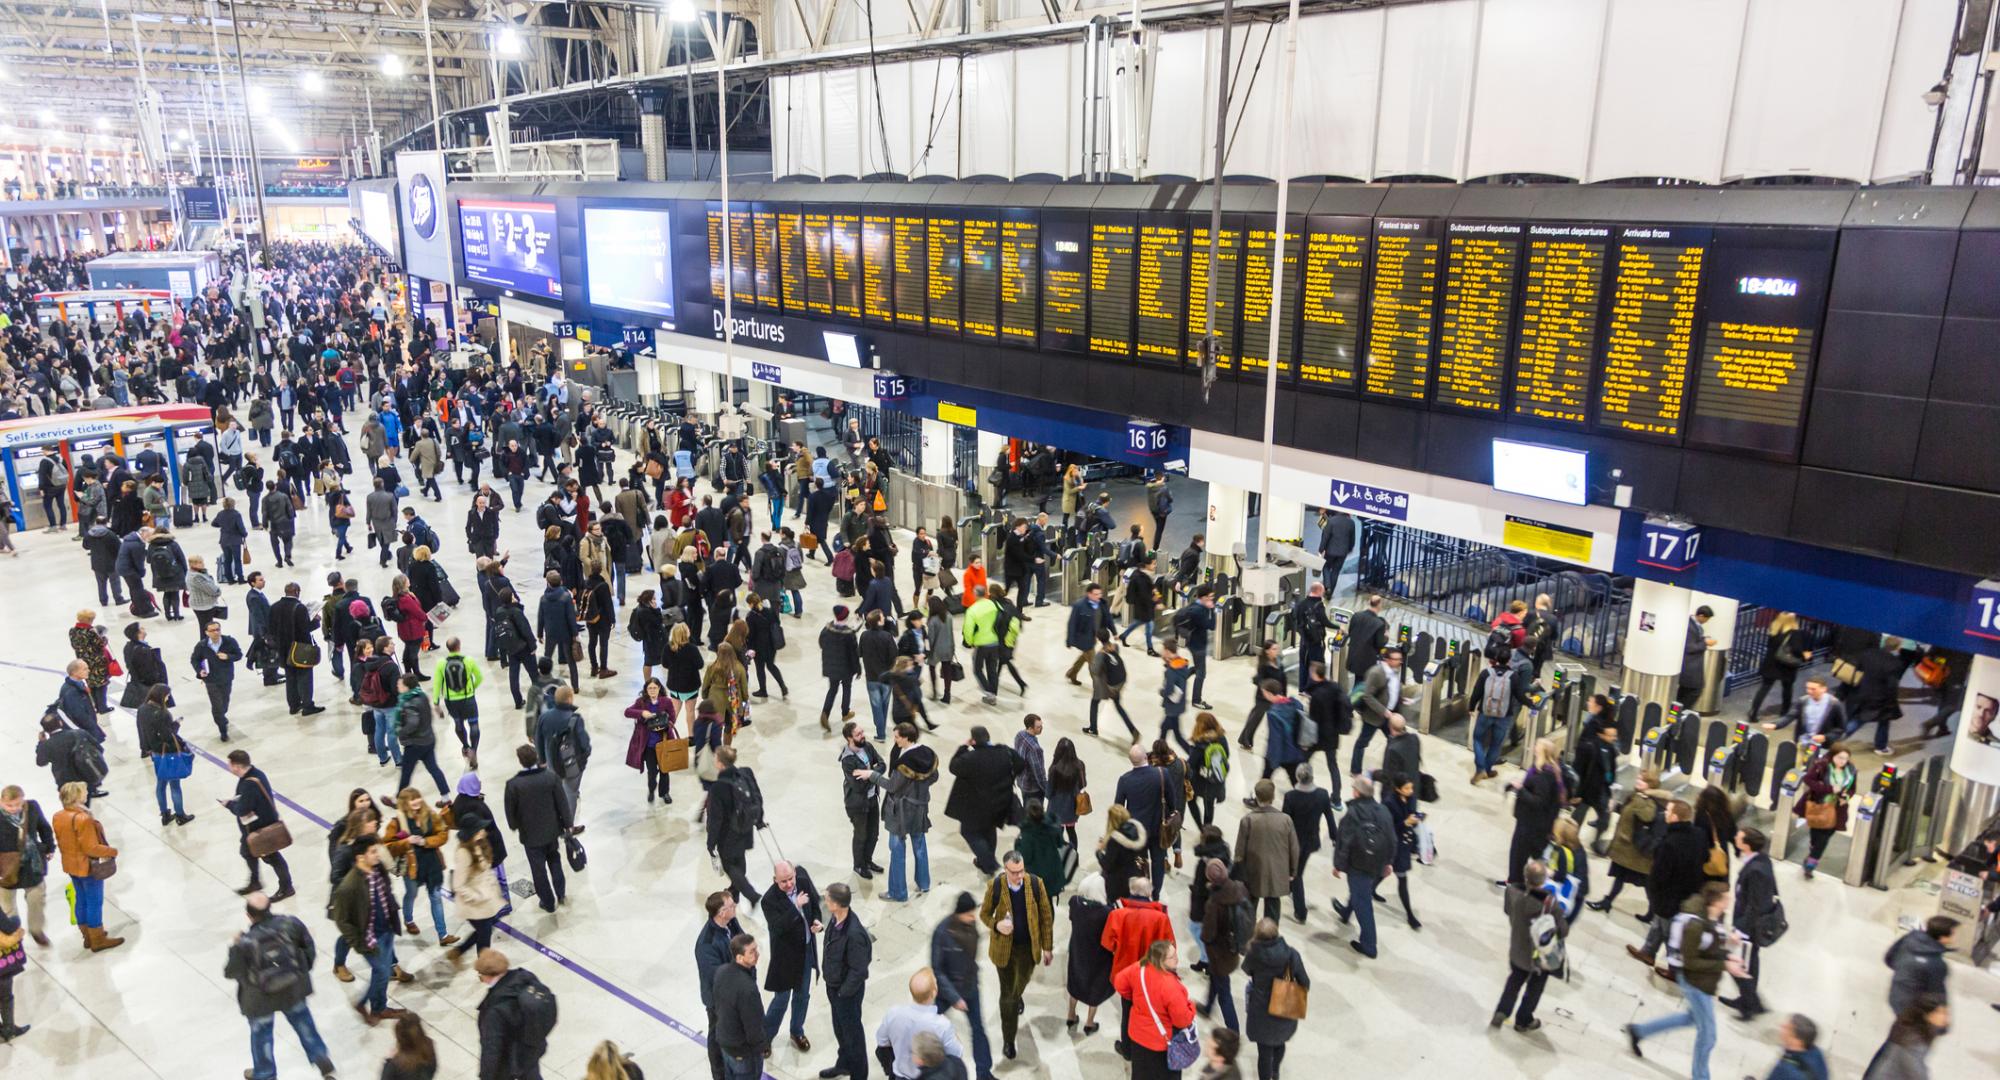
1261, 494, 1306, 546
1206, 483, 1248, 563
691, 369, 720, 415
920, 418, 953, 481
1691, 593, 1741, 650
635, 353, 661, 402
1952, 655, 2000, 786
1625, 579, 1694, 678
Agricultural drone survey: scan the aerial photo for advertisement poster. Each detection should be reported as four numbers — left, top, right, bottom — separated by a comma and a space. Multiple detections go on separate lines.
458, 198, 562, 299
1955, 655, 2000, 785
583, 205, 674, 322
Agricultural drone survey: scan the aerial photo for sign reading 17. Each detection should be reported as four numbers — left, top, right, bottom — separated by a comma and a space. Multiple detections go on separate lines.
1636, 518, 1701, 572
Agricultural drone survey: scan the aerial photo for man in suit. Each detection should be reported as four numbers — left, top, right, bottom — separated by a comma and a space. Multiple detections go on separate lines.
1345, 593, 1389, 684
190, 621, 241, 741
245, 572, 281, 686
502, 744, 574, 913
760, 859, 824, 1053
224, 749, 294, 902
267, 582, 324, 715
1723, 827, 1779, 1022
1112, 742, 1175, 898
1316, 508, 1355, 592
819, 882, 872, 1080
943, 727, 1021, 876
1676, 604, 1717, 709
1348, 646, 1405, 777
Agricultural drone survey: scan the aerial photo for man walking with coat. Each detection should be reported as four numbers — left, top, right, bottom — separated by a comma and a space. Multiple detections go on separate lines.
944, 727, 1020, 876
503, 745, 574, 913
820, 883, 873, 1079
979, 851, 1054, 1061
1330, 774, 1396, 959
225, 892, 335, 1079
1064, 584, 1109, 685
225, 749, 295, 902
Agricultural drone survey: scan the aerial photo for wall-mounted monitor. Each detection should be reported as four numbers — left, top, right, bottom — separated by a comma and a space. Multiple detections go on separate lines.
583, 205, 675, 323
458, 198, 562, 300
1492, 437, 1588, 505
823, 330, 865, 369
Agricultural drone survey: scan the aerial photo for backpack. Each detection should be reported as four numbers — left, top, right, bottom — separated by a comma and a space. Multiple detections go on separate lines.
1480, 666, 1513, 718
510, 971, 560, 1045
1172, 606, 1197, 640
993, 602, 1016, 643
70, 737, 108, 785
1118, 537, 1145, 568
1752, 897, 1789, 948
548, 719, 583, 778
1528, 895, 1567, 974
241, 921, 309, 998
277, 446, 300, 472
1632, 799, 1669, 857
146, 543, 177, 582
1484, 625, 1516, 656
360, 663, 391, 707
1200, 741, 1230, 784
1227, 897, 1255, 955
1285, 702, 1318, 751
726, 770, 764, 836
628, 607, 647, 642
442, 655, 471, 696
1156, 489, 1173, 516
47, 458, 69, 487
1348, 805, 1393, 873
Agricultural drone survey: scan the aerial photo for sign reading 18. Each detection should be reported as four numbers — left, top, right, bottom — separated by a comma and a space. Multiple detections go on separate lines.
1970, 579, 2000, 641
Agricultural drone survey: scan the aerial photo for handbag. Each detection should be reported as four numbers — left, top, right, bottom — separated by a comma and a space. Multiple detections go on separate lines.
289, 642, 321, 668
88, 820, 116, 879
119, 680, 151, 709
1703, 843, 1729, 879
245, 780, 294, 858
0, 851, 20, 889
1156, 769, 1184, 849
1074, 789, 1094, 818
1830, 657, 1861, 686
569, 639, 584, 663
1139, 964, 1202, 1071
1268, 961, 1310, 1020
153, 748, 195, 781
656, 737, 691, 773
563, 833, 588, 872
1804, 800, 1838, 830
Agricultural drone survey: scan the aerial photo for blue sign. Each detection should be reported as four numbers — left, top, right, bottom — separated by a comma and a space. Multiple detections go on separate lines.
1970, 579, 2000, 642
1327, 479, 1409, 522
407, 172, 439, 240
1126, 420, 1169, 457
874, 373, 909, 400
553, 322, 577, 339
1637, 518, 1702, 573
180, 186, 224, 222
457, 198, 562, 300
621, 327, 653, 350
750, 361, 783, 384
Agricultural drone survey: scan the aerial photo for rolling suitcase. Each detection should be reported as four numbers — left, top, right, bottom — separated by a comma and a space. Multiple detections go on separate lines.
172, 504, 195, 529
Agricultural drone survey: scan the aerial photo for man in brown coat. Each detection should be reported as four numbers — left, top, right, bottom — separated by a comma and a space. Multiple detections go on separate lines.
979, 851, 1055, 1060
1234, 778, 1300, 922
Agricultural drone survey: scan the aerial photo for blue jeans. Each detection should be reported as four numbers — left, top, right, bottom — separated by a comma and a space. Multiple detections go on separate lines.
866, 680, 892, 740
1203, 970, 1239, 1031
961, 986, 994, 1076
1473, 712, 1509, 774
71, 875, 105, 927
1632, 975, 1717, 1080
373, 710, 403, 764
1117, 617, 1153, 649
362, 940, 399, 1013
762, 962, 814, 1040
247, 1000, 331, 1078
769, 498, 784, 531
1190, 645, 1208, 703
721, 1052, 762, 1080
153, 763, 185, 816
403, 879, 447, 938
219, 545, 243, 582
1344, 872, 1379, 956
886, 831, 930, 901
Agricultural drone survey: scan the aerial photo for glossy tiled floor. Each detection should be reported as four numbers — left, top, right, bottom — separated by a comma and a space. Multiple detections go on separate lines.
0, 430, 1992, 1080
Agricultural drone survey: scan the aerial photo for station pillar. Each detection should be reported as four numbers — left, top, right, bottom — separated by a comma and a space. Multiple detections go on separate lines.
1205, 483, 1249, 581
1622, 579, 1695, 719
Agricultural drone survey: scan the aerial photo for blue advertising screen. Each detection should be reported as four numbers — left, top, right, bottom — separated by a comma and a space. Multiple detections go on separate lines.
583, 205, 674, 323
458, 198, 563, 299
181, 186, 224, 222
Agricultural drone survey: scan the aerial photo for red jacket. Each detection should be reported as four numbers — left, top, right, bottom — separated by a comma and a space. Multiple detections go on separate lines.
393, 592, 428, 641
1101, 898, 1174, 978
1112, 963, 1195, 1052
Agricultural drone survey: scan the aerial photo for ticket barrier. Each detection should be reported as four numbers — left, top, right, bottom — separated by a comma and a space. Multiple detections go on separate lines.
1888, 754, 1953, 872
1504, 682, 1558, 767
1701, 720, 1772, 802
1092, 555, 1121, 595
981, 522, 1006, 574
1417, 645, 1478, 749
1546, 664, 1591, 756
1640, 705, 1702, 778
1844, 766, 1904, 889
1328, 608, 1353, 691
1218, 592, 1256, 658
1613, 690, 1640, 755
1057, 546, 1089, 605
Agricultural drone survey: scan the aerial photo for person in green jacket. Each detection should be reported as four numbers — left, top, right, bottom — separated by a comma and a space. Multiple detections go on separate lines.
434, 635, 485, 752
962, 587, 1003, 706
1625, 881, 1747, 1080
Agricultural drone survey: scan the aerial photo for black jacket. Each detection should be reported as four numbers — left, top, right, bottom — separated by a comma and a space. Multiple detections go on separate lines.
476, 968, 552, 1080
840, 740, 886, 816
695, 917, 744, 1008
944, 742, 1021, 828
859, 627, 899, 682
819, 622, 860, 680
1732, 852, 1779, 935
707, 766, 763, 854
36, 727, 101, 788
226, 766, 283, 833
822, 910, 873, 1000
224, 914, 317, 1017
502, 766, 573, 847
1346, 609, 1388, 677
1573, 734, 1618, 806
760, 866, 824, 991
709, 962, 767, 1056
1647, 820, 1710, 915
0, 799, 54, 891
191, 635, 242, 688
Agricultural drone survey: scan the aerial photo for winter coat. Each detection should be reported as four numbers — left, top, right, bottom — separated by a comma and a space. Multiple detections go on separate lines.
1241, 936, 1310, 1046
184, 453, 217, 505
1608, 789, 1667, 877
224, 914, 317, 1017
819, 621, 861, 680
1646, 820, 1711, 917
1885, 930, 1950, 1016
869, 744, 938, 837
944, 742, 1020, 829
1233, 804, 1300, 899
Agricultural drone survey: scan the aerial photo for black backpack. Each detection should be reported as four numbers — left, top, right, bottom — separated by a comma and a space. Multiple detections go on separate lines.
241, 920, 308, 999
146, 543, 177, 581
727, 770, 764, 836
511, 970, 560, 1044
442, 655, 472, 696
1228, 898, 1255, 954
548, 719, 583, 778
69, 737, 108, 785
628, 607, 647, 642
1349, 805, 1394, 873
1633, 800, 1670, 857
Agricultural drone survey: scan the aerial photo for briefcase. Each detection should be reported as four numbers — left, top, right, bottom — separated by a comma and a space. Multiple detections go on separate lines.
656, 737, 691, 773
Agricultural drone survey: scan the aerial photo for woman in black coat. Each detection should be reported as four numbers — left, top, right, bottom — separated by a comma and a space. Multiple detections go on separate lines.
1241, 924, 1310, 1080
135, 685, 193, 826
1748, 611, 1809, 719
743, 593, 788, 700
1506, 740, 1566, 887
1065, 875, 1115, 1033
631, 591, 669, 682
408, 550, 448, 614
122, 622, 171, 701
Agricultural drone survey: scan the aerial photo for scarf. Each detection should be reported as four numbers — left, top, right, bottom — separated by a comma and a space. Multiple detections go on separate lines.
3, 806, 42, 876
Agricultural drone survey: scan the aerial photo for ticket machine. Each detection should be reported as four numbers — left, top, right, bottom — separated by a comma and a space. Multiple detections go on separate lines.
1327, 608, 1353, 690
1845, 765, 1903, 889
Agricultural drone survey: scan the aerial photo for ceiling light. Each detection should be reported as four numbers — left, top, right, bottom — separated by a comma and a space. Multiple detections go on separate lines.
669, 0, 698, 22
496, 26, 522, 56
302, 71, 325, 94
381, 54, 405, 78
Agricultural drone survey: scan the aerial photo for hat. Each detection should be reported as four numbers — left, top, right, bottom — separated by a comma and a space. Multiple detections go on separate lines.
455, 814, 489, 842
953, 891, 978, 915
1204, 859, 1229, 886
833, 605, 850, 621
456, 772, 483, 797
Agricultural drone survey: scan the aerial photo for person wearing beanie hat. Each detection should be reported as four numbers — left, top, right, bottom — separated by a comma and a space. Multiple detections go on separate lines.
931, 892, 994, 1079
819, 605, 861, 733
1198, 851, 1250, 1030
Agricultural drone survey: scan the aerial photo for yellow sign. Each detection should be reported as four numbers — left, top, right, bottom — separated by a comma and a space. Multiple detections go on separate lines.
295, 157, 334, 170
485, 303, 500, 316
576, 327, 592, 344
1502, 516, 1593, 563
937, 402, 977, 427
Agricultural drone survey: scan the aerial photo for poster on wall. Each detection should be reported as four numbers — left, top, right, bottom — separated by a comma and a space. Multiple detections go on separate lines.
458, 198, 562, 299
1955, 656, 2000, 786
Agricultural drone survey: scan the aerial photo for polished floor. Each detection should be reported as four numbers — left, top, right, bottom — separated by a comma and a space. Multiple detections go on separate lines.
0, 430, 1992, 1080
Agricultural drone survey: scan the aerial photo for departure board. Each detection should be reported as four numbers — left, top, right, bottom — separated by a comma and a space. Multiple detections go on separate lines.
753, 210, 781, 308
1686, 228, 1835, 458
926, 217, 962, 336
728, 208, 755, 304
1136, 220, 1187, 364
1435, 221, 1521, 413
998, 215, 1039, 344
705, 207, 726, 301
1089, 217, 1137, 358
1598, 225, 1707, 439
1294, 217, 1367, 389
778, 210, 807, 312
801, 211, 834, 315
1186, 218, 1243, 369
830, 212, 863, 320
1513, 224, 1610, 425
891, 215, 927, 330
861, 214, 895, 326
1363, 218, 1440, 401
1040, 212, 1089, 353
961, 215, 1000, 339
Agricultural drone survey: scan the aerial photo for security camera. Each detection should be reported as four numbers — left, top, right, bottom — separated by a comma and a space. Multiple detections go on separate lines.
1923, 81, 1948, 107
738, 403, 774, 422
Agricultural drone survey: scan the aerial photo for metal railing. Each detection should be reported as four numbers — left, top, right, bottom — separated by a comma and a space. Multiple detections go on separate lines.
1724, 606, 1841, 693
1357, 520, 1632, 667
950, 424, 982, 496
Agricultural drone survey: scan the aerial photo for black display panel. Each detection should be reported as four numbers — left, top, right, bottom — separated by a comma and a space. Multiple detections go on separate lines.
1435, 220, 1521, 414
891, 214, 927, 330
1363, 217, 1440, 402
830, 210, 863, 321
999, 212, 1039, 345
1687, 227, 1837, 459
960, 213, 1001, 340
1242, 219, 1302, 383
1187, 215, 1244, 370
926, 216, 962, 336
729, 206, 755, 306
705, 205, 727, 302
802, 209, 834, 316
1136, 217, 1188, 365
777, 208, 807, 314
1597, 225, 1708, 439
1513, 223, 1611, 426
1040, 211, 1088, 354
1294, 215, 1365, 391
752, 208, 781, 309
1089, 214, 1137, 358
861, 212, 895, 326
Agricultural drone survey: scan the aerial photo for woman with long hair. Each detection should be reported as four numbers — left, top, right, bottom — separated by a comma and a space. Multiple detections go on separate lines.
662, 621, 704, 716
135, 683, 192, 827
1504, 738, 1566, 887
1748, 612, 1810, 720
583, 1040, 646, 1079
1097, 804, 1149, 906
379, 1013, 438, 1080
327, 800, 382, 983
52, 782, 122, 952
625, 676, 678, 805
1047, 737, 1089, 849
1187, 713, 1230, 829
1795, 743, 1856, 880
925, 594, 957, 704
743, 593, 789, 700
384, 788, 456, 947
1864, 994, 1948, 1080
447, 812, 503, 963
1113, 939, 1195, 1080
702, 642, 749, 737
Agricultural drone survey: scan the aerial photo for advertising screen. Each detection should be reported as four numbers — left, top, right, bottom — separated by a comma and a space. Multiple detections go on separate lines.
358, 189, 398, 254
584, 206, 675, 322
458, 198, 562, 299
1492, 438, 1589, 505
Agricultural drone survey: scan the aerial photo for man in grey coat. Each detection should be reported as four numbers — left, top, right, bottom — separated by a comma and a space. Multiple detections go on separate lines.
365, 478, 400, 567
1233, 778, 1299, 922
1348, 647, 1406, 777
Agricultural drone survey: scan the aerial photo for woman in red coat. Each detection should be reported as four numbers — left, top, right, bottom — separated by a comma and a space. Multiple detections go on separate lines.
1793, 743, 1856, 879
623, 677, 678, 806
1112, 939, 1196, 1079
389, 576, 430, 677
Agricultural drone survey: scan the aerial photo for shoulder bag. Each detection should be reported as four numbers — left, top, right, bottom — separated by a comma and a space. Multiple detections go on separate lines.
1268, 957, 1310, 1020
244, 779, 295, 859
1156, 768, 1184, 850
153, 739, 195, 781
87, 818, 117, 879
1074, 789, 1094, 818
289, 642, 321, 668
1138, 965, 1202, 1071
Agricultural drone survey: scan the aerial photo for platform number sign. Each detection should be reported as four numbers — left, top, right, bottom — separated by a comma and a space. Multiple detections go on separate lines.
873, 373, 908, 400
1969, 579, 2000, 642
1126, 420, 1169, 457
553, 321, 577, 339
1637, 518, 1701, 573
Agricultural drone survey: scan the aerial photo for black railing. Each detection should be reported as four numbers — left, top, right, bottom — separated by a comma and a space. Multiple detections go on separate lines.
1724, 606, 1841, 693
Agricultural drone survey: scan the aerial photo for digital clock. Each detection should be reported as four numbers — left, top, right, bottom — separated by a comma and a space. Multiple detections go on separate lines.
1736, 276, 1798, 297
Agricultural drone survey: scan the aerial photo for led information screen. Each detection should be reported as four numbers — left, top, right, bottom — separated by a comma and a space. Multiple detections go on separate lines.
891, 216, 927, 330
802, 211, 834, 315
1295, 217, 1365, 389
1089, 217, 1137, 358
729, 208, 755, 304
1598, 225, 1707, 439
1136, 220, 1187, 364
1435, 221, 1521, 414
861, 214, 895, 326
1363, 218, 1440, 401
1187, 218, 1243, 369
1240, 222, 1300, 380
926, 217, 962, 336
961, 215, 1001, 339
830, 212, 863, 320
459, 199, 562, 299
706, 207, 728, 301
753, 210, 781, 308
778, 211, 807, 312
1687, 229, 1835, 458
1041, 213, 1088, 353
583, 205, 674, 320
1513, 224, 1610, 425
998, 216, 1039, 343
